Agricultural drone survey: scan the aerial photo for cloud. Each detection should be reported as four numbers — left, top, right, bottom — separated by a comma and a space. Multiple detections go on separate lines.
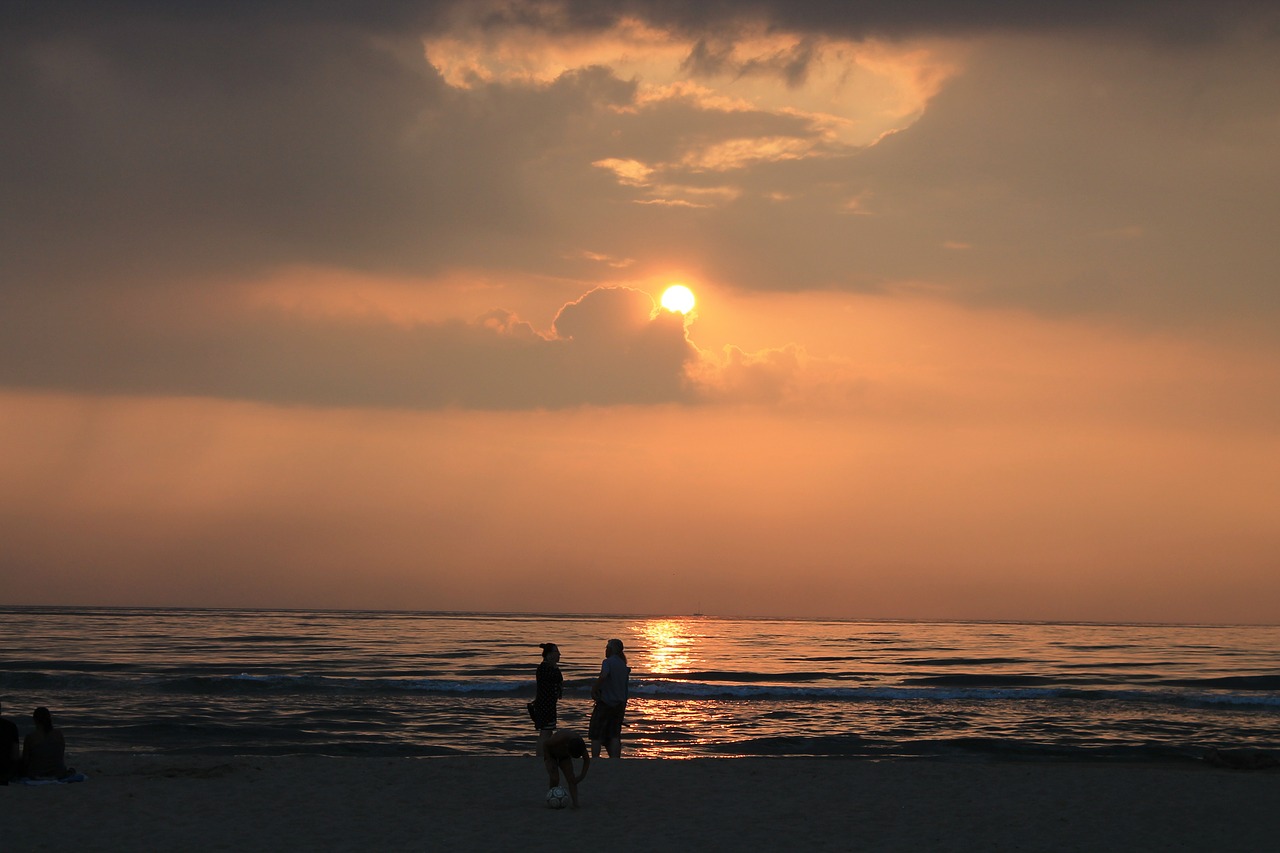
11, 3, 1274, 322
0, 273, 870, 411
0, 284, 710, 409
550, 286, 700, 403
427, 0, 1278, 43
825, 33, 1280, 327
2, 2, 972, 295
1, 14, 642, 293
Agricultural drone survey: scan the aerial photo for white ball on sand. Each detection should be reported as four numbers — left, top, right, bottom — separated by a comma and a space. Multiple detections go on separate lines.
546, 786, 571, 809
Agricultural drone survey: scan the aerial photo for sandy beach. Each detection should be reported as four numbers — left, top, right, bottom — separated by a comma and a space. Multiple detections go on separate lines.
6, 754, 1278, 852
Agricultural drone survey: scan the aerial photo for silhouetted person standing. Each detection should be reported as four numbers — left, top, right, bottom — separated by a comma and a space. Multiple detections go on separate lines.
530, 642, 563, 757
589, 638, 631, 758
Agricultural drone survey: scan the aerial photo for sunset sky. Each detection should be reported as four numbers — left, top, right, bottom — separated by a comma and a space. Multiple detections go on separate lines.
3, 1, 1279, 623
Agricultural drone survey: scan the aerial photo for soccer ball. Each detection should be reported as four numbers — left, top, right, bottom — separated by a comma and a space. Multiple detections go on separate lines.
546, 786, 571, 809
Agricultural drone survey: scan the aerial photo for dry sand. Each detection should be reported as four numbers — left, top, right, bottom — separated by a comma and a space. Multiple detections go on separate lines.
6, 753, 1279, 852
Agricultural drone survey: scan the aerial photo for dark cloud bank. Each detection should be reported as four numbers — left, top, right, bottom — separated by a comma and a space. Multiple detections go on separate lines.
5, 0, 1274, 291
8, 1, 1273, 38
0, 287, 699, 409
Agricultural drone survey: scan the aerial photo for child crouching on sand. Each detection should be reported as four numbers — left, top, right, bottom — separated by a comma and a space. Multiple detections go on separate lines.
542, 730, 590, 808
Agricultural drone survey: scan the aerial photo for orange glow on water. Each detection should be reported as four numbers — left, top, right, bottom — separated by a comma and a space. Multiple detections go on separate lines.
638, 619, 701, 675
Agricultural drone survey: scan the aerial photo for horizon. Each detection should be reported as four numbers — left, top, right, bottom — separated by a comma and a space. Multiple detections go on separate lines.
3, 1, 1279, 625
2, 603, 1277, 630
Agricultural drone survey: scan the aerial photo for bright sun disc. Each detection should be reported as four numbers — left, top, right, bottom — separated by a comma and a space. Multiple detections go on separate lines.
661, 284, 696, 314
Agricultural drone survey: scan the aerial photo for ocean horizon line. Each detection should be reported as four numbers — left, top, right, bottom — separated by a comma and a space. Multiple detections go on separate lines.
2, 602, 1277, 629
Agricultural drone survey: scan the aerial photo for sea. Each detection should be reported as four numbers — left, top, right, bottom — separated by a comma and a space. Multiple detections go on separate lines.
2, 607, 1278, 763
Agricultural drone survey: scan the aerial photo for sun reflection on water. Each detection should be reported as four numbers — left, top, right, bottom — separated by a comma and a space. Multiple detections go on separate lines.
636, 618, 702, 675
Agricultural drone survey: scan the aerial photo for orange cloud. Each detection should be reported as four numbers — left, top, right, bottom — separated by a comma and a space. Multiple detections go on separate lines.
424, 16, 962, 149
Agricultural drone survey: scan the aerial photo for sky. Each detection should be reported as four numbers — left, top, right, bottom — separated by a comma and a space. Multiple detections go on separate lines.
3, 0, 1279, 623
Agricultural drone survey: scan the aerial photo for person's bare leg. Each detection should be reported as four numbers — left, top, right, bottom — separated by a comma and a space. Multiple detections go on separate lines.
560, 758, 580, 808
543, 755, 560, 788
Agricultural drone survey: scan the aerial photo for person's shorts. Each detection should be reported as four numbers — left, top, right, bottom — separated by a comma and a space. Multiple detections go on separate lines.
588, 701, 625, 741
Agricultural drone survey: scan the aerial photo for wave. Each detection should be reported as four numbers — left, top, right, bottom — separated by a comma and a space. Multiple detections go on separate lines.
193, 674, 532, 696
901, 674, 1060, 687
900, 657, 1032, 667
7, 670, 1278, 712
1058, 661, 1176, 669
1158, 675, 1280, 691
652, 670, 834, 683
0, 660, 137, 673
0, 670, 122, 690
629, 679, 1280, 710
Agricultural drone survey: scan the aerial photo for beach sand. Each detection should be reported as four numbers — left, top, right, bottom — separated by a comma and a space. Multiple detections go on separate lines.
6, 753, 1279, 852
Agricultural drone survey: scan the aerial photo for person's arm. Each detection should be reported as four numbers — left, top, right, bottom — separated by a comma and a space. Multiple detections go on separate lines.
574, 752, 590, 784
535, 665, 549, 699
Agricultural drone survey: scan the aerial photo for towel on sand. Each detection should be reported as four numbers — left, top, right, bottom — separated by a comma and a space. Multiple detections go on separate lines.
15, 772, 88, 785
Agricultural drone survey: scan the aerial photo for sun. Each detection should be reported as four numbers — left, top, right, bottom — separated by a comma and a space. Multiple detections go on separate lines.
660, 284, 696, 314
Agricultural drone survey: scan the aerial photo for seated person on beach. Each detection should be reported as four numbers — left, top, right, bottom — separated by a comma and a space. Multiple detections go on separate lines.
542, 730, 590, 809
1, 701, 19, 784
22, 707, 75, 780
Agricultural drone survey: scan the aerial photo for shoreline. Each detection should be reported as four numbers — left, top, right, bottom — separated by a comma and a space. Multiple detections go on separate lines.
8, 753, 1279, 852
